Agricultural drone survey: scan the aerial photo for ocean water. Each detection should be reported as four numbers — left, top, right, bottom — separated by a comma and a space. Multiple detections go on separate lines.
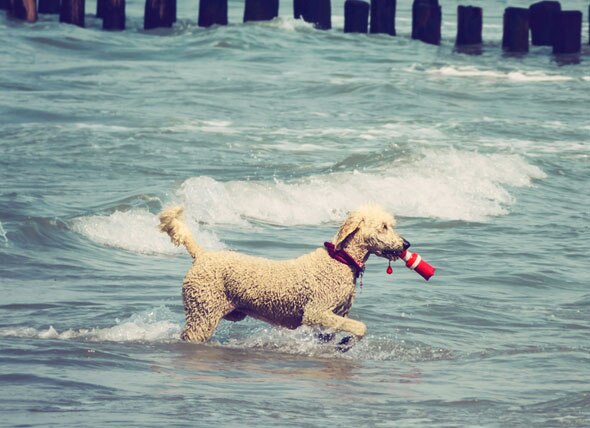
1, 0, 589, 426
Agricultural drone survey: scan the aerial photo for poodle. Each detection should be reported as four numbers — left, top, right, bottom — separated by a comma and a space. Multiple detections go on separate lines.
159, 205, 410, 343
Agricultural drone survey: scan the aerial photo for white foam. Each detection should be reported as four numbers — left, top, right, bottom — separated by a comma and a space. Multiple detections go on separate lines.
221, 325, 452, 361
267, 123, 444, 143
251, 17, 314, 32
70, 208, 225, 255
0, 221, 8, 247
479, 137, 590, 156
178, 150, 546, 224
70, 151, 547, 252
417, 65, 573, 82
0, 307, 181, 343
72, 123, 131, 132
223, 325, 331, 356
164, 119, 238, 135
0, 312, 450, 361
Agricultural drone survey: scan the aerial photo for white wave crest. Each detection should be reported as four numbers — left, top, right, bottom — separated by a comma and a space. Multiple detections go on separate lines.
0, 221, 8, 247
0, 307, 181, 343
416, 65, 573, 82
163, 119, 238, 135
70, 208, 225, 254
178, 150, 546, 225
252, 16, 315, 32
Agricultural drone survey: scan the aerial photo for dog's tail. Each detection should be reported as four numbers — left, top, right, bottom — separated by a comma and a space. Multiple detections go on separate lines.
158, 206, 203, 260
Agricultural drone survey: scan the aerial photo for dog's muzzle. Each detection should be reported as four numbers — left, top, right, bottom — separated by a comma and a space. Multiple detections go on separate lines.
384, 238, 411, 260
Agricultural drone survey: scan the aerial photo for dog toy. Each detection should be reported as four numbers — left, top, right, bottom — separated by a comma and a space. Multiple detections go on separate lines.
387, 250, 435, 281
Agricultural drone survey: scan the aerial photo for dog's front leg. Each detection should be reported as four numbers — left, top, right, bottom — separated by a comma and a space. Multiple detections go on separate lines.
303, 309, 367, 339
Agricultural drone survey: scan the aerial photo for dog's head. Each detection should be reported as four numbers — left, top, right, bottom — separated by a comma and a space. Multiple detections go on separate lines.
334, 205, 410, 260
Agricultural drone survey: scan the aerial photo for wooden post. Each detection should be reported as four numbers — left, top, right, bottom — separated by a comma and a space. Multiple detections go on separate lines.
344, 0, 369, 33
97, 0, 105, 17
553, 10, 582, 54
144, 0, 174, 29
456, 6, 482, 46
294, 0, 304, 18
38, 0, 60, 14
502, 7, 529, 53
529, 1, 561, 46
315, 0, 332, 30
198, 0, 228, 27
243, 0, 278, 22
9, 0, 37, 21
60, 0, 84, 26
296, 0, 331, 30
103, 0, 125, 30
370, 0, 396, 36
412, 0, 441, 45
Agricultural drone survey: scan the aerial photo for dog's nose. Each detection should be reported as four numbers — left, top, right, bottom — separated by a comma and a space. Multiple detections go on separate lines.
402, 238, 411, 250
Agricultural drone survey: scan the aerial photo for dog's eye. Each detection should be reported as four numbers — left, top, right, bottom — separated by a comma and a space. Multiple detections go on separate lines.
382, 224, 388, 231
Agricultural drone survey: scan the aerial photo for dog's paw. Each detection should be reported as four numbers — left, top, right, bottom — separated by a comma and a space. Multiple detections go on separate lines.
315, 332, 336, 343
335, 335, 354, 353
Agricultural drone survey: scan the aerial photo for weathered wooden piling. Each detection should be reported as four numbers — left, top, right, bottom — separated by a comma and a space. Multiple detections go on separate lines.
456, 6, 482, 46
553, 10, 582, 54
502, 7, 529, 53
96, 0, 105, 17
370, 0, 396, 36
38, 0, 60, 14
243, 0, 279, 22
529, 1, 561, 46
9, 0, 37, 21
198, 0, 228, 27
294, 0, 303, 18
103, 0, 125, 30
144, 0, 174, 29
412, 0, 441, 45
60, 0, 84, 26
294, 0, 331, 30
344, 0, 369, 33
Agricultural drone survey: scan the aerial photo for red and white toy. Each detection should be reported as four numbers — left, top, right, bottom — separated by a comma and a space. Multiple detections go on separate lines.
387, 249, 436, 281
400, 249, 435, 281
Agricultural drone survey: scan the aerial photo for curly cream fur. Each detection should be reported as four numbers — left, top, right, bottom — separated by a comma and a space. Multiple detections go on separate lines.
159, 204, 406, 343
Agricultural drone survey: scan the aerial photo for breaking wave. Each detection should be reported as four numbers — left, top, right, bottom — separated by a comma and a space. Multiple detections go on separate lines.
178, 149, 546, 225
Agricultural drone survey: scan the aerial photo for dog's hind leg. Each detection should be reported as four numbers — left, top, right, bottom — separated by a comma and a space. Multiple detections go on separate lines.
181, 287, 234, 343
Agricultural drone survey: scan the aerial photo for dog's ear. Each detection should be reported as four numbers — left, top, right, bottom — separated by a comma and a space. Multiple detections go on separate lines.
334, 212, 363, 250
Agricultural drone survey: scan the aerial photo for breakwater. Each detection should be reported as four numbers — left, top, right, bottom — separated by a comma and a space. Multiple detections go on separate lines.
1, 0, 588, 58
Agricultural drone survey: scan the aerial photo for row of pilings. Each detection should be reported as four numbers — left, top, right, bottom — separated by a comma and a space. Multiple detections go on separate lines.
1, 0, 589, 54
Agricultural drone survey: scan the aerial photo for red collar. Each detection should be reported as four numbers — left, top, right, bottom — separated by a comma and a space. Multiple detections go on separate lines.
324, 242, 365, 277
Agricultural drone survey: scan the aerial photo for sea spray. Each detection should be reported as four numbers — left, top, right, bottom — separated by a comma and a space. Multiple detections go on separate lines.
70, 209, 225, 255
0, 306, 182, 343
0, 221, 8, 247
178, 149, 546, 226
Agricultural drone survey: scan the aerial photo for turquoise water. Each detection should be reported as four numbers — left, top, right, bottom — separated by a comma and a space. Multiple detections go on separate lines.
1, 0, 589, 426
